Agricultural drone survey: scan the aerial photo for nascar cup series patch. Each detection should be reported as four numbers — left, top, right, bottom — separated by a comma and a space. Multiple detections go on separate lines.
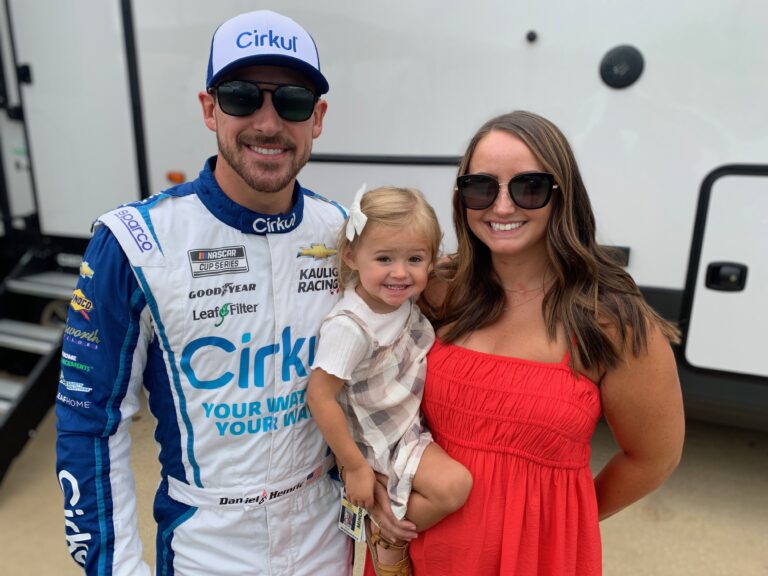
188, 246, 249, 278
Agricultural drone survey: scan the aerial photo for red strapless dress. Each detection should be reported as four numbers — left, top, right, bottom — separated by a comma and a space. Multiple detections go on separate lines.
365, 338, 603, 575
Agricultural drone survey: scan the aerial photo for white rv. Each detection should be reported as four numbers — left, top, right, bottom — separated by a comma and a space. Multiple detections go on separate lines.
0, 0, 766, 475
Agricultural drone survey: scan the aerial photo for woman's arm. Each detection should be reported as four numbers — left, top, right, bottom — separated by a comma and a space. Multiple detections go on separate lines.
368, 473, 419, 542
306, 368, 376, 508
594, 321, 685, 520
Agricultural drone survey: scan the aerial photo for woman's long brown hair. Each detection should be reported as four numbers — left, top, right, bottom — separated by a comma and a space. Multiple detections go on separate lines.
427, 110, 679, 371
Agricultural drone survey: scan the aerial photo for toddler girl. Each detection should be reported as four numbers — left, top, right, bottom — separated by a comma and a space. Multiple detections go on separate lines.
307, 186, 472, 576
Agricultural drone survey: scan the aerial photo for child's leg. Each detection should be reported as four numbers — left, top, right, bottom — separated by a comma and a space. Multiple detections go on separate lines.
405, 442, 472, 532
368, 443, 471, 570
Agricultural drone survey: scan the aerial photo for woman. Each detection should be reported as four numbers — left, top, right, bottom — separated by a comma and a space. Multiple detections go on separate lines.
366, 110, 684, 575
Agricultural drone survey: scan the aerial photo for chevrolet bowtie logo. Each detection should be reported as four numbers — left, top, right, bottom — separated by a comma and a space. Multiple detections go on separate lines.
79, 261, 95, 279
297, 244, 337, 260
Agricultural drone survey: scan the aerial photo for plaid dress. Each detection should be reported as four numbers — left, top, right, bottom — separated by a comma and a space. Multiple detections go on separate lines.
315, 290, 435, 520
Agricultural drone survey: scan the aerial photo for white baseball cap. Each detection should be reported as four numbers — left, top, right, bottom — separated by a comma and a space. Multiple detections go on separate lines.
206, 10, 329, 94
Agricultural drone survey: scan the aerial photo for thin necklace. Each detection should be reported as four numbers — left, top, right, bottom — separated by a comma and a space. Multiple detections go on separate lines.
502, 285, 545, 295
503, 291, 543, 310
502, 278, 553, 294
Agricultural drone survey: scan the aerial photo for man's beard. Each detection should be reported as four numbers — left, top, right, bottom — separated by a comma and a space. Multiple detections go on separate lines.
217, 134, 311, 194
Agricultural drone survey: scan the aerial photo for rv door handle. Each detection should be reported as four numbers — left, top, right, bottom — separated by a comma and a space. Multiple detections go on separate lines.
705, 262, 747, 292
17, 64, 32, 85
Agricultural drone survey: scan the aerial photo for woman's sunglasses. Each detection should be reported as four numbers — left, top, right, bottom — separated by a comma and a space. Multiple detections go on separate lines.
456, 172, 558, 210
209, 80, 318, 122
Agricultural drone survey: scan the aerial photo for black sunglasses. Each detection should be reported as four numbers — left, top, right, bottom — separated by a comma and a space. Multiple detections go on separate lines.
209, 80, 318, 122
456, 172, 558, 210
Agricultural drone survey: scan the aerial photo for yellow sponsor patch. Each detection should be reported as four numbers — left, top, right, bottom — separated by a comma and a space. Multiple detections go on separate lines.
79, 261, 95, 279
70, 289, 94, 320
297, 243, 338, 260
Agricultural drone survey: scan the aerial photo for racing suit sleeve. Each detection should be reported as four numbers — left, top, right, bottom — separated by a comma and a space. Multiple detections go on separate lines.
56, 224, 153, 575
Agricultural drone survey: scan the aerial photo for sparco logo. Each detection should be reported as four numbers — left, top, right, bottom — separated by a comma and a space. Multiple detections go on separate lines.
188, 246, 249, 278
252, 213, 297, 234
236, 30, 298, 53
59, 470, 91, 566
115, 208, 153, 252
188, 282, 256, 299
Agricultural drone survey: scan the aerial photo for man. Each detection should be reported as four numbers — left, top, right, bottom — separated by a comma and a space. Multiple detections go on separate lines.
56, 10, 352, 575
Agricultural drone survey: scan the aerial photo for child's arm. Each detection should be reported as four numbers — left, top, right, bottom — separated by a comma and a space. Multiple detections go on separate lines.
307, 368, 376, 508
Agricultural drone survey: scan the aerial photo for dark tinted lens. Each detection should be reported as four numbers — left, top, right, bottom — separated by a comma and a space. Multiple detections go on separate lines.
215, 81, 262, 116
272, 85, 317, 122
509, 173, 553, 209
457, 174, 498, 209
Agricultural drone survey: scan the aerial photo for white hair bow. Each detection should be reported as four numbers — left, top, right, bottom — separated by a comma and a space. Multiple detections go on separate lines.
345, 183, 369, 241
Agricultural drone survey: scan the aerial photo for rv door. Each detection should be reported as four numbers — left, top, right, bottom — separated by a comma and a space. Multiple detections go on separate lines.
7, 0, 142, 238
682, 166, 768, 379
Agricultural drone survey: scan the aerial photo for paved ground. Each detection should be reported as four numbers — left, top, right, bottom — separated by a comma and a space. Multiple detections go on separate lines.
1, 402, 767, 575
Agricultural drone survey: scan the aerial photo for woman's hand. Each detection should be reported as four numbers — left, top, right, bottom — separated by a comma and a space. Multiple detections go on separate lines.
366, 472, 419, 542
343, 463, 376, 509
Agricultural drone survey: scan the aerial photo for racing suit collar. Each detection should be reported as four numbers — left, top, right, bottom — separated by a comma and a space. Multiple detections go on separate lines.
196, 157, 304, 235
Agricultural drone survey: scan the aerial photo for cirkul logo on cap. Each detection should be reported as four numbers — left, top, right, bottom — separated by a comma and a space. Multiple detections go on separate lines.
236, 30, 298, 53
207, 11, 329, 94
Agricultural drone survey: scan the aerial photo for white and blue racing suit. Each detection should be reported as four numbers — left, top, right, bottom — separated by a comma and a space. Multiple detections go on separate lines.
55, 158, 352, 576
